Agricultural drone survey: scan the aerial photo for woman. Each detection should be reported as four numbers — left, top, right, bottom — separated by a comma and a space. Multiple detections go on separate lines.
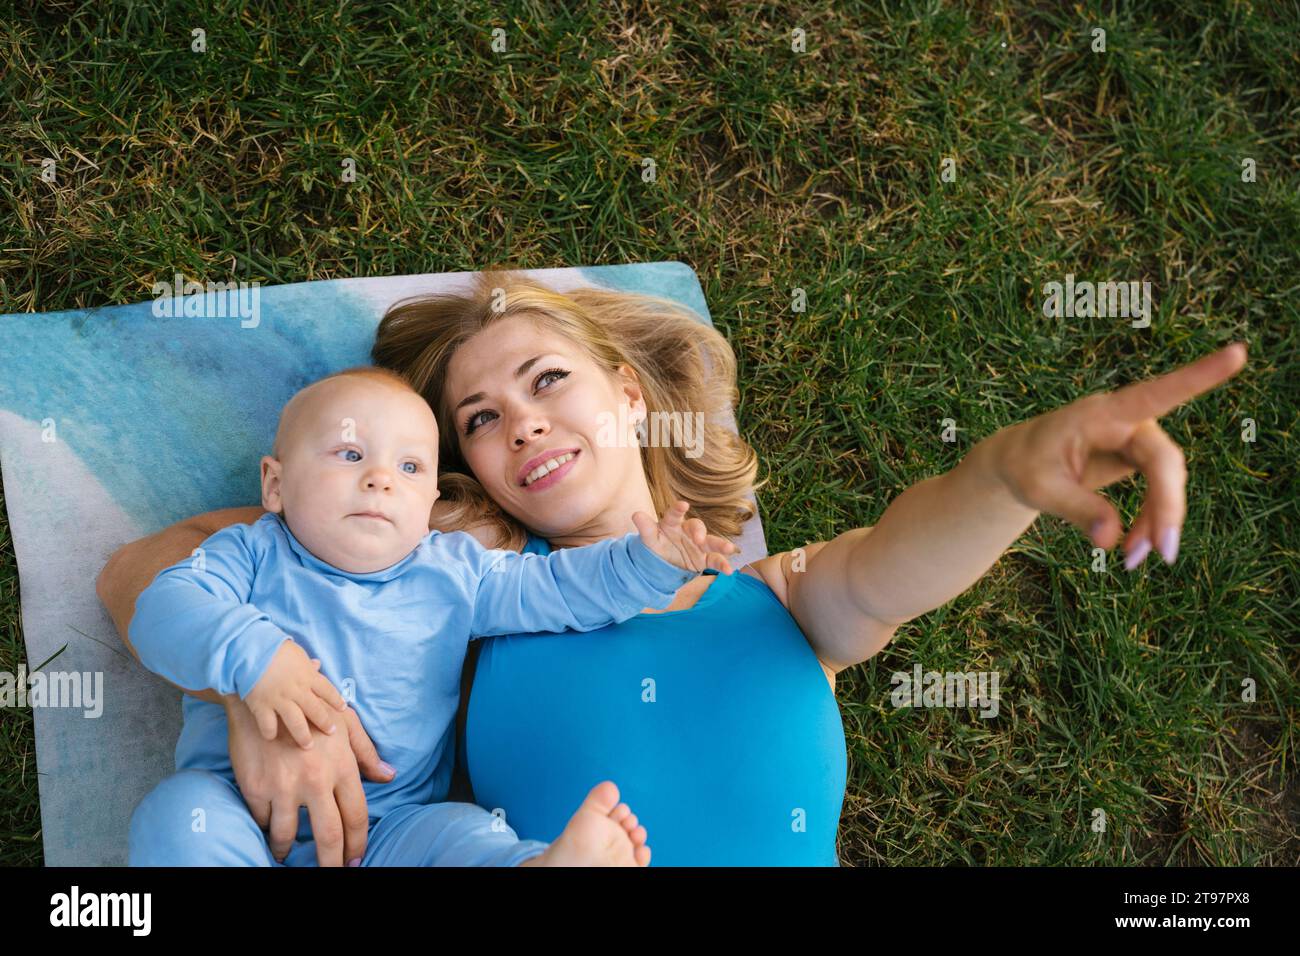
97, 269, 1247, 865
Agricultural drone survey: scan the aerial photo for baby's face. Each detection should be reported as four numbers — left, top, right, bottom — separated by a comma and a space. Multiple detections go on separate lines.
261, 377, 441, 574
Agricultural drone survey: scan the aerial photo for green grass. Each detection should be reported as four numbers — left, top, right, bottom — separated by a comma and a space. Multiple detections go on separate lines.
1, 0, 1297, 865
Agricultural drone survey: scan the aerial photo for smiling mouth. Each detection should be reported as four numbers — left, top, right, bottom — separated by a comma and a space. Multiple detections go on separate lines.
520, 450, 580, 488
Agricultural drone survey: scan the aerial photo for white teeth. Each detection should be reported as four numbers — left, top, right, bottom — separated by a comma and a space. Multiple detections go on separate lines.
524, 452, 575, 486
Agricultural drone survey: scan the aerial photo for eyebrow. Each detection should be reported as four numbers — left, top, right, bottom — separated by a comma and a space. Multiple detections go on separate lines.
453, 354, 549, 414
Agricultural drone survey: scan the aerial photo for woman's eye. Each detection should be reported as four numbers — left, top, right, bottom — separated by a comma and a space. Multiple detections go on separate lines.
464, 410, 493, 435
537, 369, 569, 389
336, 448, 362, 462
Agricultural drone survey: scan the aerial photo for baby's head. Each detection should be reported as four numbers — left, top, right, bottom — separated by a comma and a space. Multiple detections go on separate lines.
260, 366, 441, 574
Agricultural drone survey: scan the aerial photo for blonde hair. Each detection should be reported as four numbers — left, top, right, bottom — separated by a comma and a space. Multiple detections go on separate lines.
371, 269, 763, 550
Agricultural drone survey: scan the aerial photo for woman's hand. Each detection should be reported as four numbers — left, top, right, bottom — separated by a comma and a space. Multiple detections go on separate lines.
632, 499, 739, 575
224, 683, 395, 867
987, 342, 1248, 569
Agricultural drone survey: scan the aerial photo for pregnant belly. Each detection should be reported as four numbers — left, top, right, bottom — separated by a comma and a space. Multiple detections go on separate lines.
464, 606, 847, 865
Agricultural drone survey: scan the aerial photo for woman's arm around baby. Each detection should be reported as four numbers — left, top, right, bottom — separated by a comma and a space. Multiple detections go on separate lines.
96, 504, 391, 866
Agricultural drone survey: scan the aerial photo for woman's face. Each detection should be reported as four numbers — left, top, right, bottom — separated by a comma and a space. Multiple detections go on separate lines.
443, 314, 651, 539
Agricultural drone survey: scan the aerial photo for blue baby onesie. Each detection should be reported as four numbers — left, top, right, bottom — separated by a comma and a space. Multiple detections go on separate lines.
126, 513, 694, 866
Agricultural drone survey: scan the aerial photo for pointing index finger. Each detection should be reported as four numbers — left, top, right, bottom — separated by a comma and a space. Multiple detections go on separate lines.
1106, 342, 1247, 422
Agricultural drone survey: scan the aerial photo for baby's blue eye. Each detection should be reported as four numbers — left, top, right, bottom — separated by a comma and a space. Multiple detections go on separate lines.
401, 462, 419, 474
337, 448, 362, 462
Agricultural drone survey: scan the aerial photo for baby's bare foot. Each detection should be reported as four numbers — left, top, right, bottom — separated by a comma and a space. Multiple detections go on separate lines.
519, 781, 650, 867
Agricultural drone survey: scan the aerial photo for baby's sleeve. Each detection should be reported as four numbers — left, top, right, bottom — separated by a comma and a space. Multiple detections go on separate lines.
127, 521, 292, 698
467, 532, 696, 638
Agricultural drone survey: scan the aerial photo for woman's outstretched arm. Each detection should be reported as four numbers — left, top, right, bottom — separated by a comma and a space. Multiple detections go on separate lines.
767, 343, 1248, 672
97, 506, 267, 703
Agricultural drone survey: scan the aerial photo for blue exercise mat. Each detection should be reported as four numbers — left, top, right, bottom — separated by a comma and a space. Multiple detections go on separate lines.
0, 262, 768, 865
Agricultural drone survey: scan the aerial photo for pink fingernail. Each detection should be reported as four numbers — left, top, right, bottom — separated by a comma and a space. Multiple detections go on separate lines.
348, 858, 362, 867
1124, 538, 1151, 571
1158, 527, 1180, 564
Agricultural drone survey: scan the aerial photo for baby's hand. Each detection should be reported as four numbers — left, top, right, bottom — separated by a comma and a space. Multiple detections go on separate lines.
245, 640, 349, 749
631, 500, 739, 576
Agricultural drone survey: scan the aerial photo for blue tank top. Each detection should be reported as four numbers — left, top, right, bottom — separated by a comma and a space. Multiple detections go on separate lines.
461, 534, 847, 865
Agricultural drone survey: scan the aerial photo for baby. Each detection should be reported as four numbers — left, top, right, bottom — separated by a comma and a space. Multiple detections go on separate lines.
127, 365, 736, 867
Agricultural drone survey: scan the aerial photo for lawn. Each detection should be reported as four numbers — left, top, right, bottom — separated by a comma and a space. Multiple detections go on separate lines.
1, 0, 1296, 865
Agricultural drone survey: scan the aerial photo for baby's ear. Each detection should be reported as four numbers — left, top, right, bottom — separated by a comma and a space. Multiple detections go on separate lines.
259, 455, 284, 512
